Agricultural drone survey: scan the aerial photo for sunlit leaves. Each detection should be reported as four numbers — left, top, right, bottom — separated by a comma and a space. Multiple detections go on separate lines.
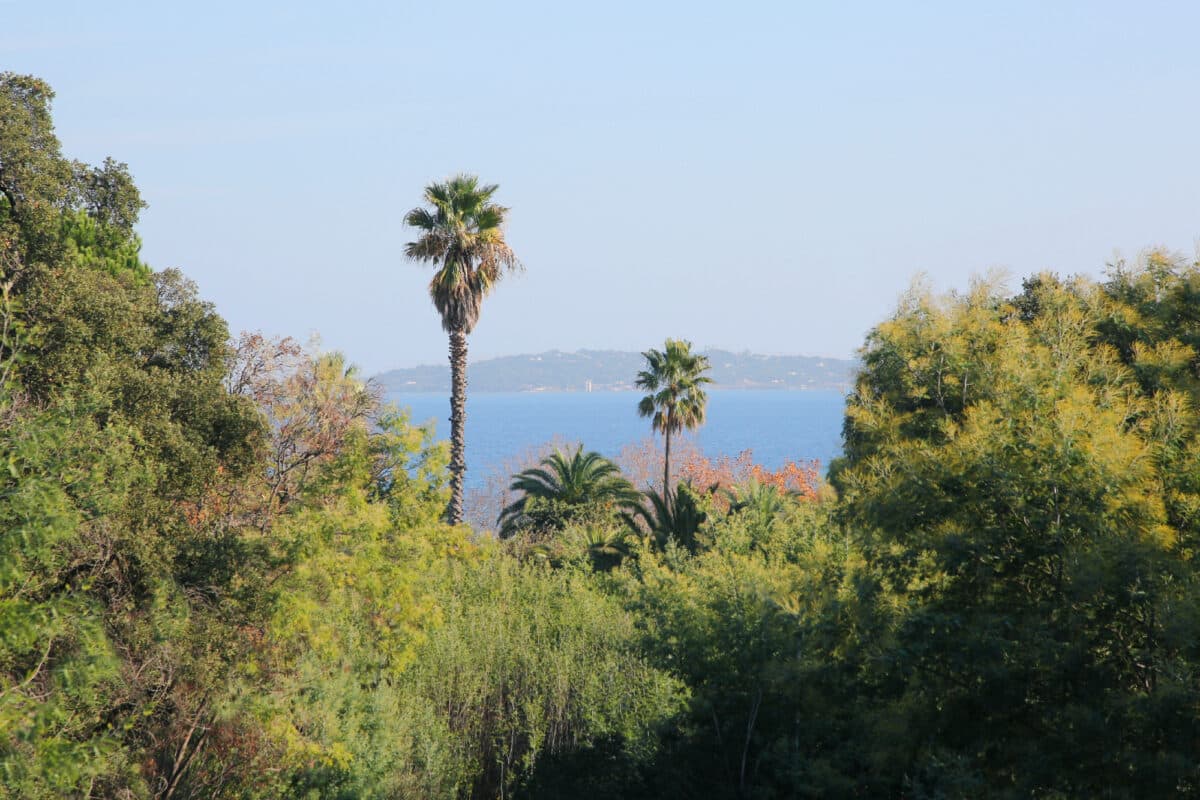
833, 256, 1200, 795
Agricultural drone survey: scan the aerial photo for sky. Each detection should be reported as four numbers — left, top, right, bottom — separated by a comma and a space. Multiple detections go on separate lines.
5, 1, 1200, 373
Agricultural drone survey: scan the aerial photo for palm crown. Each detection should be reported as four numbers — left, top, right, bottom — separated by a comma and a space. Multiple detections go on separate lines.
636, 339, 712, 434
498, 447, 640, 538
404, 174, 520, 334
636, 338, 712, 498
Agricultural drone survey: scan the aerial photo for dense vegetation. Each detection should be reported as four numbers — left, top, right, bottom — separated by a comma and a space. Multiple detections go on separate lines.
4, 73, 1200, 798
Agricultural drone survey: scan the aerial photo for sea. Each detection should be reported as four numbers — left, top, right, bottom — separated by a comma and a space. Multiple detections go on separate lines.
386, 389, 847, 488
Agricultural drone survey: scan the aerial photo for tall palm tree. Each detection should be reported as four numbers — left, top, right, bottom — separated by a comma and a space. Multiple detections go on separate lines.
636, 338, 712, 503
405, 174, 519, 524
498, 447, 641, 538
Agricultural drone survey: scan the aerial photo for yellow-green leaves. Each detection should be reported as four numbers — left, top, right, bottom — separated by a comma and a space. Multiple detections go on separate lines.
830, 257, 1200, 795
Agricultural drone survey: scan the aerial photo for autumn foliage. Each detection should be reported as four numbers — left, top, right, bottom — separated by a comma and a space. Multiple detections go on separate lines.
615, 436, 821, 505
679, 450, 820, 501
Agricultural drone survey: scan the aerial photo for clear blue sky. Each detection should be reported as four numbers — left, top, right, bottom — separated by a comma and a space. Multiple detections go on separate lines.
7, 1, 1200, 373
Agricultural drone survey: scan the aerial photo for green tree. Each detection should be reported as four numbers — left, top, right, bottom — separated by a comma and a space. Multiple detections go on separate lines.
832, 272, 1200, 796
615, 497, 874, 800
0, 73, 143, 269
404, 175, 520, 525
0, 73, 280, 798
498, 447, 640, 538
635, 338, 712, 503
0, 73, 71, 257
400, 557, 684, 799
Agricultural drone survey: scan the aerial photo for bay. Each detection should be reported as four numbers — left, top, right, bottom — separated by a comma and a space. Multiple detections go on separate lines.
387, 389, 847, 488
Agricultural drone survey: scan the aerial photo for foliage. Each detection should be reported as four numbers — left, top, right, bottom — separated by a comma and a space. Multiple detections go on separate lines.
722, 479, 793, 531
398, 557, 685, 798
831, 264, 1200, 796
0, 73, 143, 268
0, 409, 124, 796
269, 533, 684, 798
261, 476, 471, 798
615, 500, 880, 800
403, 174, 520, 336
678, 449, 824, 512
498, 446, 640, 538
0, 73, 72, 257
0, 72, 279, 798
628, 482, 710, 554
559, 524, 636, 572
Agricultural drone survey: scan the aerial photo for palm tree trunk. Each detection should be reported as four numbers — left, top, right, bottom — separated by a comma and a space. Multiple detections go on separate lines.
447, 326, 468, 524
663, 428, 671, 510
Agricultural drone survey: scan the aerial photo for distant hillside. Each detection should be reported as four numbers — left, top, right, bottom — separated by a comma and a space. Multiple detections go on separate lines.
375, 349, 858, 393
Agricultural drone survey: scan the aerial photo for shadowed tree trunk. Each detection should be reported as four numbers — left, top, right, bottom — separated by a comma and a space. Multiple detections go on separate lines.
662, 409, 673, 508
447, 327, 468, 524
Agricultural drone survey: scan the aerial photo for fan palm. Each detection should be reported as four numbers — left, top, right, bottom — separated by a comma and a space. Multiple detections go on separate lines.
498, 447, 641, 538
635, 338, 712, 503
405, 174, 520, 524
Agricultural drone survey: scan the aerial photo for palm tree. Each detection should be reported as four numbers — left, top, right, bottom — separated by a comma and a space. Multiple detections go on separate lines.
635, 338, 712, 503
627, 482, 708, 554
723, 479, 794, 543
405, 174, 520, 524
498, 447, 641, 538
565, 526, 634, 572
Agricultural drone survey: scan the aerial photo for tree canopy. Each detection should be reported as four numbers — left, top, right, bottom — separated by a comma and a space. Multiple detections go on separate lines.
404, 174, 519, 336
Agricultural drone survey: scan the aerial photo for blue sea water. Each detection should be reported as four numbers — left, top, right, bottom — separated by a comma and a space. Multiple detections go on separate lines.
387, 389, 847, 488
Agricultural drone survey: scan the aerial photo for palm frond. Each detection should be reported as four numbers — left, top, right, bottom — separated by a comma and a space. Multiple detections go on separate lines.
636, 338, 712, 438
496, 446, 639, 538
628, 482, 708, 553
403, 206, 438, 231
405, 228, 452, 262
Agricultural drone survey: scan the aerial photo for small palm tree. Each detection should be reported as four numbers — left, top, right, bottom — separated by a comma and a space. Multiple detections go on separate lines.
405, 174, 520, 524
723, 479, 794, 542
565, 526, 634, 572
628, 482, 708, 554
498, 447, 641, 538
636, 338, 712, 502
522, 525, 633, 572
